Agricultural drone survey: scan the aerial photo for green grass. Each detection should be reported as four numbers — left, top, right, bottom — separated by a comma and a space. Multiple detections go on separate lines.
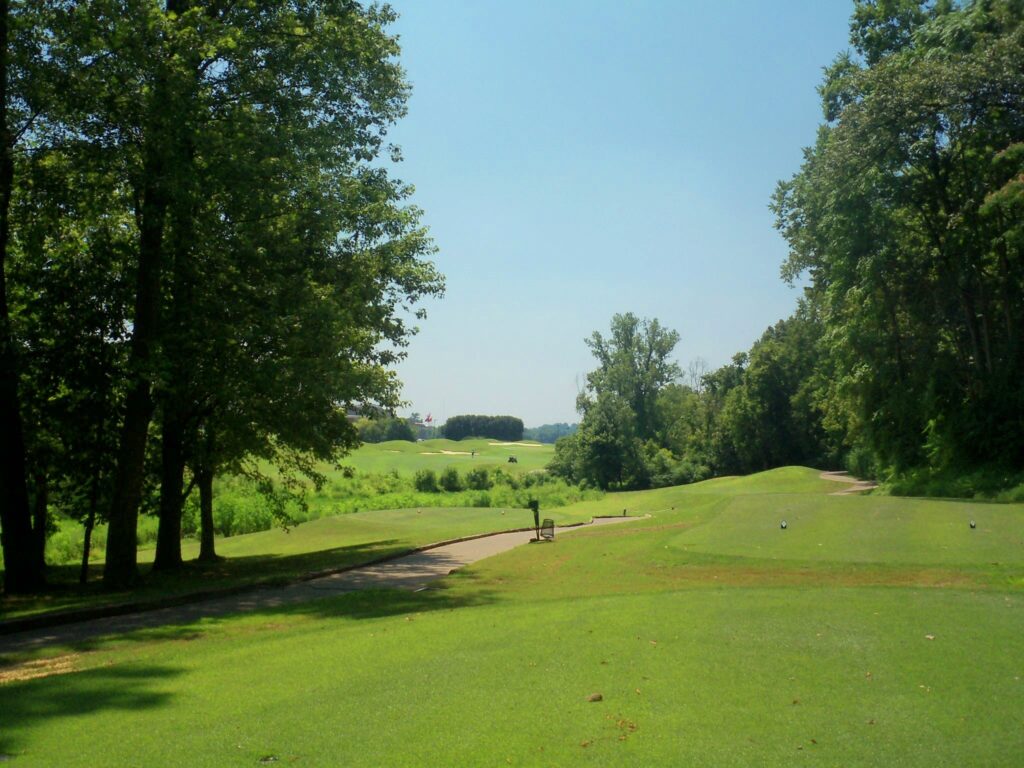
343, 438, 553, 476
2, 466, 1022, 766
0, 505, 593, 621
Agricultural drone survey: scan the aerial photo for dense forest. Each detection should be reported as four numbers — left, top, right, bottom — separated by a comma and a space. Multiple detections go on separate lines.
0, 2, 442, 594
553, 0, 1024, 495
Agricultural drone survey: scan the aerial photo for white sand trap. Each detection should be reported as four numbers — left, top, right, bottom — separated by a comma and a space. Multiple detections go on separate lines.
488, 442, 544, 448
419, 451, 440, 455
385, 450, 401, 453
440, 450, 471, 455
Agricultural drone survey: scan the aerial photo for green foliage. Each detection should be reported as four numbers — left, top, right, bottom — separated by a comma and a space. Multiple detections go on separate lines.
464, 467, 492, 491
438, 466, 463, 492
522, 423, 577, 443
881, 465, 1024, 501
774, 0, 1024, 477
442, 415, 524, 441
413, 469, 439, 493
581, 313, 681, 441
356, 417, 416, 444
558, 314, 684, 491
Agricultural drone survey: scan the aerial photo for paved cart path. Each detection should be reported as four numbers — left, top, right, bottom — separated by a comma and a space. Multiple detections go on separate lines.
820, 470, 878, 495
0, 517, 636, 656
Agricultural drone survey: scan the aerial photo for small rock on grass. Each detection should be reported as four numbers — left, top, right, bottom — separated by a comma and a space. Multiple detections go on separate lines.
587, 693, 603, 702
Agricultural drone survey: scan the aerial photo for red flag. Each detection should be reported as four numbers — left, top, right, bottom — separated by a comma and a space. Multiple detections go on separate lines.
424, 413, 432, 423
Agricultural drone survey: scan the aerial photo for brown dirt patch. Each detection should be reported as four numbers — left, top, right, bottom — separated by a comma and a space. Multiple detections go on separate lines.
0, 654, 81, 684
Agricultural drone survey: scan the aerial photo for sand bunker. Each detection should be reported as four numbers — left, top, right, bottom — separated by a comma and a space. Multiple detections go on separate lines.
488, 442, 543, 448
440, 450, 471, 455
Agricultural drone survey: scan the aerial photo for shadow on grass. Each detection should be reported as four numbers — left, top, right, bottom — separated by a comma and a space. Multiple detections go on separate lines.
250, 579, 500, 624
0, 550, 501, 658
0, 663, 181, 757
2, 539, 410, 620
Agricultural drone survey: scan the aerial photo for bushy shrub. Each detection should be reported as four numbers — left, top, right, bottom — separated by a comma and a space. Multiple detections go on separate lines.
465, 467, 492, 490
439, 466, 463, 492
884, 465, 1024, 501
844, 445, 879, 481
413, 468, 439, 493
46, 524, 83, 566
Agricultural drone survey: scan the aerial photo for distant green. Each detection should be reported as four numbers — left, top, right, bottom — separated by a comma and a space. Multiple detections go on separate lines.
341, 438, 553, 475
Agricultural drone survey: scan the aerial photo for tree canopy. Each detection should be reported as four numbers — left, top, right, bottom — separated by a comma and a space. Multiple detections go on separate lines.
0, 0, 441, 593
774, 0, 1024, 474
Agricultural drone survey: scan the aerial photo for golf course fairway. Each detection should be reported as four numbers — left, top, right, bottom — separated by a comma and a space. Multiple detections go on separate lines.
1, 467, 1021, 766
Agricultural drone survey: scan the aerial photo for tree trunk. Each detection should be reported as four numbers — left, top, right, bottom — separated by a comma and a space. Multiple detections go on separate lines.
103, 11, 185, 588
153, 403, 186, 570
197, 464, 218, 563
31, 472, 47, 568
80, 473, 99, 584
0, 0, 44, 594
102, 184, 164, 588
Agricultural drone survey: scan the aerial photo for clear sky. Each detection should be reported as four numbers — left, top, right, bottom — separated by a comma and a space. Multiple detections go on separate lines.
385, 0, 854, 427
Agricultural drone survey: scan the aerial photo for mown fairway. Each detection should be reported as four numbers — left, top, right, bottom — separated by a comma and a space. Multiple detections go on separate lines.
343, 438, 554, 475
2, 468, 1022, 766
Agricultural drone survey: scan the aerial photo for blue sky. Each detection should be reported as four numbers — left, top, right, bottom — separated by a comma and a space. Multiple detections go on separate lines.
386, 0, 854, 427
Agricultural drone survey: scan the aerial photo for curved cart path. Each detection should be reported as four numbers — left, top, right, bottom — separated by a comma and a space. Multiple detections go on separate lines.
0, 517, 635, 656
820, 470, 878, 495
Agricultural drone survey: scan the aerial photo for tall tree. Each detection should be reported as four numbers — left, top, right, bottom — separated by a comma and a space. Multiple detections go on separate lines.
0, 0, 37, 593
582, 313, 681, 442
552, 314, 681, 490
774, 0, 1024, 473
144, 1, 441, 570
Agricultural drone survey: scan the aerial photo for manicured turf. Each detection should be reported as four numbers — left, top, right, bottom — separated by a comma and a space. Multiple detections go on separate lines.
343, 438, 553, 475
2, 467, 1022, 766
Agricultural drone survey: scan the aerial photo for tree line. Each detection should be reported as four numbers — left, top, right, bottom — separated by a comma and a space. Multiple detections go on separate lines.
441, 415, 524, 442
0, 2, 441, 594
523, 423, 577, 444
553, 1, 1024, 493
354, 417, 416, 444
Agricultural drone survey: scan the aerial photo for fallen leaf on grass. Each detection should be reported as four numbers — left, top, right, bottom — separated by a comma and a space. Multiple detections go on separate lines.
587, 693, 603, 702
925, 634, 935, 640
